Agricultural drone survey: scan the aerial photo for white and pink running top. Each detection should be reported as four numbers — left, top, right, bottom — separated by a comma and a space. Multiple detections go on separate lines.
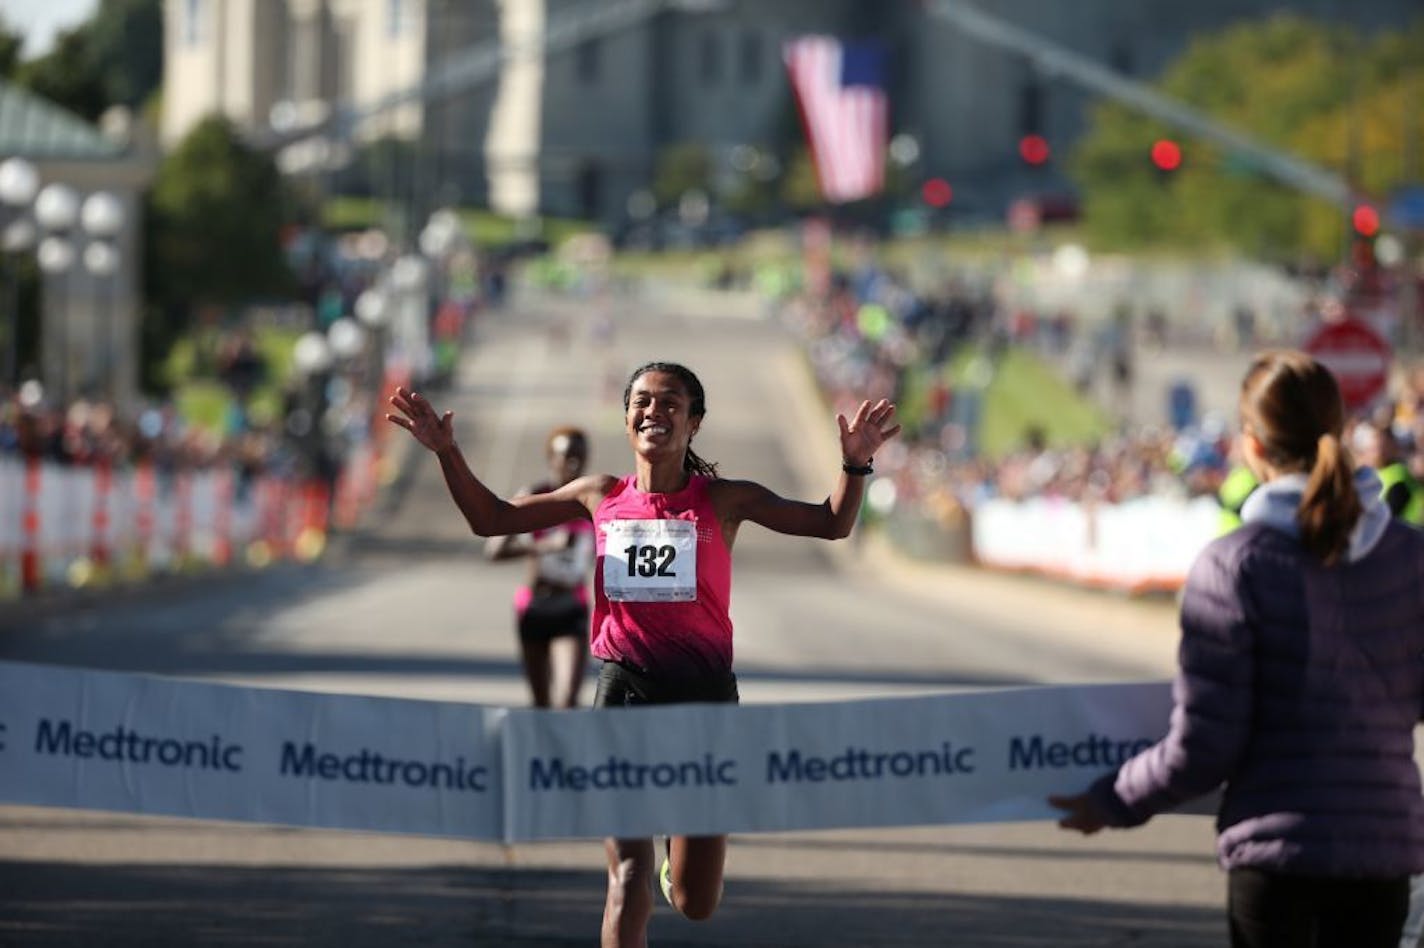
591, 474, 733, 676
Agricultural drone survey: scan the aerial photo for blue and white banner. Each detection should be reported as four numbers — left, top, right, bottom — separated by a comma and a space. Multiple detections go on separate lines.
0, 661, 1174, 841
503, 682, 1171, 840
0, 662, 506, 840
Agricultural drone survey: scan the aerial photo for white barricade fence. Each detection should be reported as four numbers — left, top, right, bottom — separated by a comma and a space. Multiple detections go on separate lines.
108, 465, 147, 563
0, 661, 1175, 842
40, 466, 85, 582
0, 455, 379, 593
971, 495, 1220, 592
0, 460, 23, 585
189, 469, 225, 563
227, 472, 267, 558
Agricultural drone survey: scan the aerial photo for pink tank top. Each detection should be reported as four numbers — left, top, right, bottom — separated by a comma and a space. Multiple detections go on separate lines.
591, 474, 733, 676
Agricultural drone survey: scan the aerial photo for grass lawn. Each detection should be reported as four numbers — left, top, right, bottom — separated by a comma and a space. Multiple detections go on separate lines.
169, 325, 303, 436
322, 197, 593, 247
978, 347, 1111, 457
902, 345, 1110, 459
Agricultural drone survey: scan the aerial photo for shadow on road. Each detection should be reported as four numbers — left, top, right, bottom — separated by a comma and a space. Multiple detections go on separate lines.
0, 556, 1033, 692
735, 831, 1218, 868
0, 859, 1223, 947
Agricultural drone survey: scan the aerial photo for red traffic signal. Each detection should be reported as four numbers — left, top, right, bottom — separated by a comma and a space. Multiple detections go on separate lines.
1150, 139, 1182, 172
921, 177, 953, 208
1352, 204, 1380, 238
1018, 134, 1050, 166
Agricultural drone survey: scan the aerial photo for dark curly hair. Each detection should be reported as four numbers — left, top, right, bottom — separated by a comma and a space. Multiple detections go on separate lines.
623, 361, 719, 478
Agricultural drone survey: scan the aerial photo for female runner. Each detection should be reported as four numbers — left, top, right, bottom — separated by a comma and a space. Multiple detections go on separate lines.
485, 426, 595, 708
388, 360, 899, 947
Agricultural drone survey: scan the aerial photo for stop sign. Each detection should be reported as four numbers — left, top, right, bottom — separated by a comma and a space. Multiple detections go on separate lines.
1303, 316, 1392, 410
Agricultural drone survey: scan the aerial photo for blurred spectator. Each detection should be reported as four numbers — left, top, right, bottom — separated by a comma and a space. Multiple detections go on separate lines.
770, 240, 1424, 540
1352, 419, 1424, 524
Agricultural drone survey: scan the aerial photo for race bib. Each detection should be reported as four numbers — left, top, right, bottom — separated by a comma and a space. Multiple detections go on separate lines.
602, 519, 698, 602
536, 528, 594, 587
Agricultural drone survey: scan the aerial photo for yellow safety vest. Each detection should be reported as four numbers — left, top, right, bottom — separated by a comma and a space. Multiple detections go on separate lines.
1217, 465, 1258, 534
1377, 462, 1424, 525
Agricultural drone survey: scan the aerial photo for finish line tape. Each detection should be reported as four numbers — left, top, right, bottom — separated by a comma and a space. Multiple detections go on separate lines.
0, 661, 1173, 841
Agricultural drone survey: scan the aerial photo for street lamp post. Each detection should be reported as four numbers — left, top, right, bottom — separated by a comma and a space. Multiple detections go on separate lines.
419, 208, 460, 313
291, 327, 336, 484
34, 182, 79, 405
326, 317, 366, 366
80, 191, 125, 404
354, 285, 389, 381
0, 157, 39, 390
289, 329, 336, 558
388, 253, 429, 384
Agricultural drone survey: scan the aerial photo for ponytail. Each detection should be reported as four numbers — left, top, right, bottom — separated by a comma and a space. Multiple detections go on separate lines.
684, 445, 719, 479
1241, 350, 1362, 566
1297, 432, 1361, 566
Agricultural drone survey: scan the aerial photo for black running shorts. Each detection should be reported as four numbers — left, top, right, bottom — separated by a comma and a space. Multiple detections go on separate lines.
516, 594, 588, 643
592, 659, 739, 707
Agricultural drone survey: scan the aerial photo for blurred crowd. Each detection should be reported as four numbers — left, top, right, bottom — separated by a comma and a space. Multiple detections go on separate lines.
776, 258, 1424, 532
0, 325, 383, 508
0, 381, 317, 508
12, 243, 1422, 543
0, 223, 503, 532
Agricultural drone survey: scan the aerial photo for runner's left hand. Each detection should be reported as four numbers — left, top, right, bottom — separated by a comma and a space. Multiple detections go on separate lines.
837, 399, 901, 466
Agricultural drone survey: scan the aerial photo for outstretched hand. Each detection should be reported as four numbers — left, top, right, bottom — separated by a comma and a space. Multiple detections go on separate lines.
1047, 792, 1109, 835
386, 386, 455, 454
837, 398, 902, 466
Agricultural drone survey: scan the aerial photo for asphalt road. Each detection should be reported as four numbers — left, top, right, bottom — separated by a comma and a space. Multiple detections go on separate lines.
0, 288, 1232, 947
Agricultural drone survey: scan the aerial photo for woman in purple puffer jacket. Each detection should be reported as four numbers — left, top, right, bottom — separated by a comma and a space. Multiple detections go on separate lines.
1050, 349, 1424, 948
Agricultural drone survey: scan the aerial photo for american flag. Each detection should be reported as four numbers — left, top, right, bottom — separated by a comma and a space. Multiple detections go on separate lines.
783, 35, 888, 204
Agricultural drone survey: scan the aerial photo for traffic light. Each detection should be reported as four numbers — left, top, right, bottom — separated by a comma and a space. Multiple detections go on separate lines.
921, 177, 953, 208
1350, 203, 1381, 274
1017, 78, 1047, 167
1150, 139, 1182, 173
1352, 204, 1380, 238
1019, 134, 1050, 167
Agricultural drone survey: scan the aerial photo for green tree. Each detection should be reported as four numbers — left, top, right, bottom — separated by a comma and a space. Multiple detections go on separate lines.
142, 117, 296, 391
651, 143, 713, 208
11, 0, 161, 120
1292, 21, 1424, 254
780, 145, 824, 212
87, 0, 163, 109
1070, 14, 1423, 262
16, 28, 108, 120
722, 149, 783, 222
0, 18, 24, 78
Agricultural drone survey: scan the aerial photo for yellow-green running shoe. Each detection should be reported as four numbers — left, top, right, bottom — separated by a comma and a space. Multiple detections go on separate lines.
659, 855, 674, 907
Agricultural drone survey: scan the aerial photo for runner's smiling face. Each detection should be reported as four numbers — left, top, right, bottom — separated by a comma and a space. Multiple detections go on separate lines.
625, 371, 701, 461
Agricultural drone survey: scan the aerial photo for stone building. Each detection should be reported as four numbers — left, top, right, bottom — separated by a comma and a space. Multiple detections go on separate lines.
160, 0, 1421, 227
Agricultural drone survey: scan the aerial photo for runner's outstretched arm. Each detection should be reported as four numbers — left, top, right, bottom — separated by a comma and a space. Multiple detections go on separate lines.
386, 387, 593, 535
719, 397, 900, 539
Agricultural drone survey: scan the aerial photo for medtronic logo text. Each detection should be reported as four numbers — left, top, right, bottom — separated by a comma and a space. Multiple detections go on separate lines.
34, 719, 243, 772
530, 753, 737, 791
281, 742, 489, 792
1008, 733, 1153, 770
767, 742, 976, 783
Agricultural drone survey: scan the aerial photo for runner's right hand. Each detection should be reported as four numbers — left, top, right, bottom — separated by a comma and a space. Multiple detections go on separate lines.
386, 387, 455, 454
